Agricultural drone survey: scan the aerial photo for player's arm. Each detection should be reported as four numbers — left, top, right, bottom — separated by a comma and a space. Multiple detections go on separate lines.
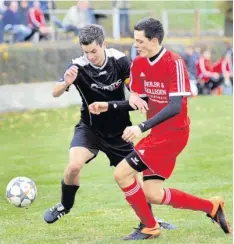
52, 65, 78, 97
112, 94, 182, 121
122, 96, 183, 142
88, 96, 148, 115
138, 96, 182, 132
108, 95, 148, 111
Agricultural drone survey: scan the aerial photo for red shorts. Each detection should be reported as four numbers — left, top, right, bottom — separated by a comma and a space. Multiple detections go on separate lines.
135, 127, 189, 179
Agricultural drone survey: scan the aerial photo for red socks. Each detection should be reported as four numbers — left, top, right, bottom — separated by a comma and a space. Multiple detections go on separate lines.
122, 180, 156, 228
162, 188, 213, 214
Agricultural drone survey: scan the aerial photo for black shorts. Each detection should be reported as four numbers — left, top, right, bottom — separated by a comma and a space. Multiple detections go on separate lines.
70, 121, 134, 166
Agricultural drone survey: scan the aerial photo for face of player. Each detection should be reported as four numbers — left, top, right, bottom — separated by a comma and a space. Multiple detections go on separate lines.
134, 30, 159, 58
203, 50, 211, 60
81, 41, 106, 67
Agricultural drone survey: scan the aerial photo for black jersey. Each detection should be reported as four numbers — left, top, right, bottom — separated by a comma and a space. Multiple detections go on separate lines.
60, 48, 132, 138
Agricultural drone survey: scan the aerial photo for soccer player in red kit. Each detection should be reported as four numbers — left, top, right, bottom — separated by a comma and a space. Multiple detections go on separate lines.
89, 18, 232, 240
212, 50, 233, 87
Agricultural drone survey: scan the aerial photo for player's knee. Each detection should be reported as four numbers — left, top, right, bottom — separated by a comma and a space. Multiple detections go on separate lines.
114, 164, 131, 185
113, 168, 125, 184
66, 162, 83, 176
145, 194, 162, 204
144, 188, 163, 204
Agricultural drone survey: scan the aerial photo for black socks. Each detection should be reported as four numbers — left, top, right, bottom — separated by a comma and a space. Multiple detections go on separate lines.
61, 179, 79, 210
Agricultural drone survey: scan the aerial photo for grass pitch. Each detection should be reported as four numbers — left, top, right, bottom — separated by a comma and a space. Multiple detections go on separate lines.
0, 95, 232, 244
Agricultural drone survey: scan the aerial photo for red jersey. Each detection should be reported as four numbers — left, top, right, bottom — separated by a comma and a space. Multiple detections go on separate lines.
196, 57, 213, 82
28, 8, 46, 28
129, 48, 191, 134
212, 57, 233, 75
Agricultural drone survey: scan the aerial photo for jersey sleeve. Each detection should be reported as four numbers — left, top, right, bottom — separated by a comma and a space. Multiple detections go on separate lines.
168, 58, 191, 96
129, 60, 146, 96
119, 56, 131, 80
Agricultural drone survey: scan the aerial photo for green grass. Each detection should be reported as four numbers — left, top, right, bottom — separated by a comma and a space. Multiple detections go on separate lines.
0, 96, 232, 244
55, 1, 224, 35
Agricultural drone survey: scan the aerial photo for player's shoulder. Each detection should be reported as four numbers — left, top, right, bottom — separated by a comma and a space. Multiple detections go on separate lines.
105, 48, 126, 60
165, 49, 183, 62
163, 50, 185, 69
72, 55, 89, 67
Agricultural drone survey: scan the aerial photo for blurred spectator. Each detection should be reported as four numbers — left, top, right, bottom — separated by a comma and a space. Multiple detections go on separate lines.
28, 0, 56, 22
19, 0, 29, 26
196, 49, 224, 95
112, 0, 132, 37
213, 50, 233, 95
52, 0, 95, 36
3, 1, 32, 42
28, 0, 51, 40
19, 0, 40, 42
182, 46, 197, 81
193, 46, 200, 63
182, 46, 198, 96
38, 0, 49, 22
63, 0, 95, 28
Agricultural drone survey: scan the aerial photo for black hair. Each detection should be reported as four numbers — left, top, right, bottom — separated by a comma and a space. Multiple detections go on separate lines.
79, 24, 105, 46
134, 18, 164, 44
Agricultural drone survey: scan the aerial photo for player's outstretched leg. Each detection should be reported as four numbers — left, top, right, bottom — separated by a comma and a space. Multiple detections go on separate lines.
44, 179, 79, 224
207, 196, 232, 235
160, 188, 232, 235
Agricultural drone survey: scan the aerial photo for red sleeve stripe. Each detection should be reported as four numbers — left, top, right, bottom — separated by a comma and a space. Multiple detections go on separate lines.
176, 59, 185, 93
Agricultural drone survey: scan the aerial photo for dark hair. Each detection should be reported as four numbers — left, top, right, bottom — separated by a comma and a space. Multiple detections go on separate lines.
134, 18, 164, 44
79, 24, 105, 46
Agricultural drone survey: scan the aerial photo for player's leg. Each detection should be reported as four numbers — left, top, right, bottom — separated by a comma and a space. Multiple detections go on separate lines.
143, 177, 232, 235
44, 147, 95, 224
114, 154, 161, 240
44, 122, 98, 224
61, 147, 95, 209
104, 134, 176, 234
140, 129, 232, 235
129, 174, 176, 230
102, 138, 156, 226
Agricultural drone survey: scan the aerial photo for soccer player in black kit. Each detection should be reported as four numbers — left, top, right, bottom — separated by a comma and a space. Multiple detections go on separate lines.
43, 24, 175, 232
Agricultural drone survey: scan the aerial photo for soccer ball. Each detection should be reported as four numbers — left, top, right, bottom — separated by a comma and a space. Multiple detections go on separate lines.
6, 177, 37, 207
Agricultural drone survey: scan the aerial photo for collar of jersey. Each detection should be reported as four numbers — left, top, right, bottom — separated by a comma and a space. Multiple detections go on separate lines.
147, 47, 167, 66
84, 50, 108, 70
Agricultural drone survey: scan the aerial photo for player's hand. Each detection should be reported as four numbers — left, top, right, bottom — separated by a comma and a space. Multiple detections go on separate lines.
129, 93, 148, 113
122, 125, 142, 142
89, 102, 108, 115
64, 65, 78, 85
